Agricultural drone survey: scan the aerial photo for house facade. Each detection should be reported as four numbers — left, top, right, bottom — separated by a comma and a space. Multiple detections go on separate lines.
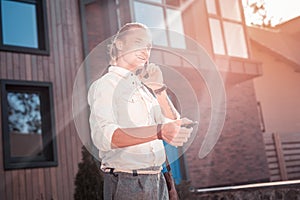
0, 0, 284, 199
248, 17, 300, 182
0, 0, 83, 199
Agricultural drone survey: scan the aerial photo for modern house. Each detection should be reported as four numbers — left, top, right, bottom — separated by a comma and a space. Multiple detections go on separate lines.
0, 0, 298, 199
248, 17, 300, 182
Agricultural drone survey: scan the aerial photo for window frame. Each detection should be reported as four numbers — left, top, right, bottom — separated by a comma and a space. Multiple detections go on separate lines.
0, 0, 50, 55
205, 0, 250, 58
1, 79, 57, 170
130, 0, 186, 49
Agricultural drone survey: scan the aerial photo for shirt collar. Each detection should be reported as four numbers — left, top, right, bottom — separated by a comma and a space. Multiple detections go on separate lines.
109, 65, 135, 78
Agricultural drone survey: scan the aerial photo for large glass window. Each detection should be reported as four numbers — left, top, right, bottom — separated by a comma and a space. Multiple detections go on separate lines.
133, 1, 168, 46
0, 0, 49, 55
132, 0, 186, 49
1, 80, 57, 170
223, 22, 247, 58
8, 92, 43, 157
205, 0, 217, 15
206, 0, 248, 58
1, 0, 38, 48
166, 8, 185, 49
219, 0, 241, 21
209, 18, 225, 55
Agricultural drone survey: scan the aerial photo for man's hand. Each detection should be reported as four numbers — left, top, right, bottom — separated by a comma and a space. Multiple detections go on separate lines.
140, 63, 164, 86
160, 118, 195, 147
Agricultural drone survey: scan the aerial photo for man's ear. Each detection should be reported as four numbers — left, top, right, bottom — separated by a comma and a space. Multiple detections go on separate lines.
115, 40, 123, 50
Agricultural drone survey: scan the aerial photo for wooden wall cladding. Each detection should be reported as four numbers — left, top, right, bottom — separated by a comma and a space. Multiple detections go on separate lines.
0, 0, 84, 199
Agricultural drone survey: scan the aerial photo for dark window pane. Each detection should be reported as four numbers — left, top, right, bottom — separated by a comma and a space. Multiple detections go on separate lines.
7, 92, 43, 157
1, 0, 38, 48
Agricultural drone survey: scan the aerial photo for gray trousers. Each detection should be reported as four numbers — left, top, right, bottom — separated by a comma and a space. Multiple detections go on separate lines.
103, 172, 169, 200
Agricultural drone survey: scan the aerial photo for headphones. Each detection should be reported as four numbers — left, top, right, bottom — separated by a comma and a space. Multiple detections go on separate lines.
115, 40, 123, 50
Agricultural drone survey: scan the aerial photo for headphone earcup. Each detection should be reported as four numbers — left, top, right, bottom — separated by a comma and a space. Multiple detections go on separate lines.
115, 41, 123, 50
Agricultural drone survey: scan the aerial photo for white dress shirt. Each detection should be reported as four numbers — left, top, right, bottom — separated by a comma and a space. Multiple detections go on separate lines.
87, 66, 166, 171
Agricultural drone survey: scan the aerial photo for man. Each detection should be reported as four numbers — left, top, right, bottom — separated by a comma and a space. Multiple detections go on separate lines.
88, 22, 193, 200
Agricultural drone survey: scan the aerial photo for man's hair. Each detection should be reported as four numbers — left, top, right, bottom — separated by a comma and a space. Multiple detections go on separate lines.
109, 22, 148, 65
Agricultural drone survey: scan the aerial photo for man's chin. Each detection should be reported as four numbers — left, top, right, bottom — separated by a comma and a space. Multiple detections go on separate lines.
134, 64, 144, 73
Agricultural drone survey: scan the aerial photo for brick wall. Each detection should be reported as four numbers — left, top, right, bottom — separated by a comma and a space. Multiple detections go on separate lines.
185, 79, 270, 188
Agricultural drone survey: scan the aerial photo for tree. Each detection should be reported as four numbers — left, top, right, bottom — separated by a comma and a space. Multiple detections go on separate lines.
8, 92, 42, 134
243, 0, 282, 27
74, 146, 104, 200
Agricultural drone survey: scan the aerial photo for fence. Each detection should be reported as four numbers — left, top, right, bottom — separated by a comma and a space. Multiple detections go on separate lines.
264, 132, 300, 181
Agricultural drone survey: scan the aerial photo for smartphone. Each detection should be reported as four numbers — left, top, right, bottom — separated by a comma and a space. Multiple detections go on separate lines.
181, 121, 198, 128
143, 62, 149, 79
135, 63, 149, 78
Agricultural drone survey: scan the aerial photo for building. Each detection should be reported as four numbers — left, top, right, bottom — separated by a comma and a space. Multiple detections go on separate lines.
248, 17, 300, 182
1, 0, 298, 199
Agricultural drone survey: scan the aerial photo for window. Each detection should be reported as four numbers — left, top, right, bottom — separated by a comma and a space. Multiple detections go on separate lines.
0, 0, 49, 55
1, 80, 57, 170
209, 18, 225, 55
132, 0, 186, 49
206, 0, 248, 58
219, 0, 241, 21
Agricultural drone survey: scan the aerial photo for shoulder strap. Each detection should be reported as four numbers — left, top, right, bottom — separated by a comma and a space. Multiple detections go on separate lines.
164, 148, 172, 172
141, 82, 156, 98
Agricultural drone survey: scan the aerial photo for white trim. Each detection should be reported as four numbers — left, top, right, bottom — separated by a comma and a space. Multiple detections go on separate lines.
194, 180, 300, 193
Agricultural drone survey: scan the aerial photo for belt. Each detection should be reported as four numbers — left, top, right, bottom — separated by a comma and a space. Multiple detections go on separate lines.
103, 166, 162, 176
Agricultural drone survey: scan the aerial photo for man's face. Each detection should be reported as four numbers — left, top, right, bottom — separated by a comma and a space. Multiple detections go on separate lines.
117, 28, 152, 70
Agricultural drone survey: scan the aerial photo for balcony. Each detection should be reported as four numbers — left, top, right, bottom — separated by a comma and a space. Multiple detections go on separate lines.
150, 47, 262, 85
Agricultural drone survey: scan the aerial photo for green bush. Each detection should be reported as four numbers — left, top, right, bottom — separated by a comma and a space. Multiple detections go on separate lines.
176, 180, 198, 200
74, 146, 104, 200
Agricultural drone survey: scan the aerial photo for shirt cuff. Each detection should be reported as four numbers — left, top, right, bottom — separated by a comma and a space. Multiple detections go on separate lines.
102, 124, 119, 151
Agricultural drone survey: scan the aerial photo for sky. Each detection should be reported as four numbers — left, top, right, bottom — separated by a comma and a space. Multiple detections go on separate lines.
243, 0, 300, 26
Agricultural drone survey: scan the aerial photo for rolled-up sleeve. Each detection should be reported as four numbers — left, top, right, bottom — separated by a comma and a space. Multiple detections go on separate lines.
87, 79, 119, 151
